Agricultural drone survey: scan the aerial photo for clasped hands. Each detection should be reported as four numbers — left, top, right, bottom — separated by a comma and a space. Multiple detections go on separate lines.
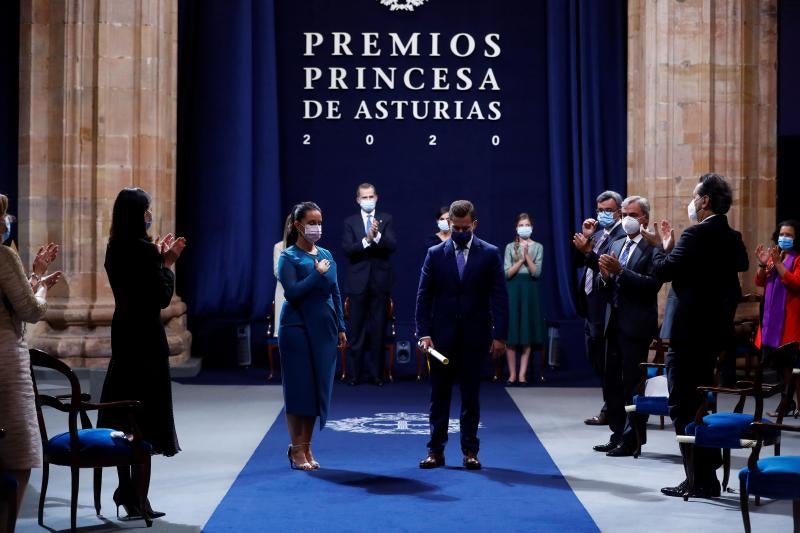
154, 233, 187, 268
755, 243, 781, 271
31, 242, 63, 291
365, 219, 380, 243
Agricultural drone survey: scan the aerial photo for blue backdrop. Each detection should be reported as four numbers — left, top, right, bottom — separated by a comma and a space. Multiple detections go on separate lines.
177, 0, 628, 379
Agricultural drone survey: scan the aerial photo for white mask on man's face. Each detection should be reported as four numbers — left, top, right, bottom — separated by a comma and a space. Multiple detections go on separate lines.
621, 216, 641, 236
687, 198, 698, 223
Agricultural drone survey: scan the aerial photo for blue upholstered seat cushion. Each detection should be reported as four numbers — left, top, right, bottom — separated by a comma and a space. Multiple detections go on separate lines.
632, 395, 670, 416
685, 413, 778, 448
45, 428, 152, 463
739, 456, 800, 499
1, 472, 18, 491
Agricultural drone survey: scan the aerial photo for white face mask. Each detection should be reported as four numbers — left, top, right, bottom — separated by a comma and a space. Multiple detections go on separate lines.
360, 200, 376, 213
437, 219, 450, 232
303, 224, 322, 243
621, 216, 641, 236
687, 198, 698, 223
516, 226, 532, 239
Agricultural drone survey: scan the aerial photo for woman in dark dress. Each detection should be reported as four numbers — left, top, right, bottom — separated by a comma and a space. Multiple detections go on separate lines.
423, 206, 451, 249
98, 188, 186, 519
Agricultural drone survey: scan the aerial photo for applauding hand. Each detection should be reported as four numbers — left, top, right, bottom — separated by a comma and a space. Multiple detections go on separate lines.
32, 242, 58, 278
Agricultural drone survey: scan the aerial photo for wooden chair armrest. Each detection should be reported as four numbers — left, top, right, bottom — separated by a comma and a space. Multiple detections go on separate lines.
81, 400, 141, 412
696, 385, 753, 395
55, 393, 91, 402
752, 421, 800, 433
37, 394, 71, 412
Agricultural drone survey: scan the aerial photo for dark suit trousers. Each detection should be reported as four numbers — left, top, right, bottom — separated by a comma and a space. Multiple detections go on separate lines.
348, 289, 388, 380
585, 290, 607, 414
666, 350, 722, 484
604, 320, 649, 446
427, 329, 482, 454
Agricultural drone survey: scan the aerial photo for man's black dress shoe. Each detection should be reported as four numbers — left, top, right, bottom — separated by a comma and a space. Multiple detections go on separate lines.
463, 451, 482, 470
605, 444, 635, 457
347, 379, 359, 387
419, 452, 445, 469
592, 439, 620, 453
687, 479, 721, 499
660, 479, 689, 497
584, 413, 608, 425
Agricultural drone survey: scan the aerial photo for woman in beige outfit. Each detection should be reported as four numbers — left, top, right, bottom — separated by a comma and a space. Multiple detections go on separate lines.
0, 194, 62, 529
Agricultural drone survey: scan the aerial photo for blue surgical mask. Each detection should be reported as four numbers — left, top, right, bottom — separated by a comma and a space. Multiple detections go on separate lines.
516, 226, 532, 239
360, 200, 376, 213
2, 217, 10, 243
778, 236, 794, 250
145, 220, 152, 231
437, 219, 450, 232
451, 229, 472, 248
597, 211, 615, 228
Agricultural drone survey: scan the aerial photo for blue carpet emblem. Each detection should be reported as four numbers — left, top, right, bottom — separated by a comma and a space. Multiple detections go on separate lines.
327, 411, 484, 435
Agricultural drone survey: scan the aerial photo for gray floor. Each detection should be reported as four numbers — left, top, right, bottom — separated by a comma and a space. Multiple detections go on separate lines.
14, 383, 798, 532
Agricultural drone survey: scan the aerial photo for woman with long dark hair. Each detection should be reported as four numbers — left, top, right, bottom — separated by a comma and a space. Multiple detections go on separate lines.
98, 188, 186, 520
278, 202, 346, 470
755, 219, 800, 416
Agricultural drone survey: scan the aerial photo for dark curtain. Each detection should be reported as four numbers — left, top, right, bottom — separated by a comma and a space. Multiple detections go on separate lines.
176, 0, 281, 320
547, 0, 628, 317
175, 0, 627, 376
0, 2, 19, 223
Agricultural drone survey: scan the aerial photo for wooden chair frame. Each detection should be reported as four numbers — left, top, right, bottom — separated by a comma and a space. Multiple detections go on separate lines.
30, 349, 153, 531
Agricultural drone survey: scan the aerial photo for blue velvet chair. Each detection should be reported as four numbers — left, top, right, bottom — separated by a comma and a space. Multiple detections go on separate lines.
0, 428, 18, 533
29, 349, 153, 531
678, 341, 799, 499
739, 420, 800, 533
625, 339, 717, 458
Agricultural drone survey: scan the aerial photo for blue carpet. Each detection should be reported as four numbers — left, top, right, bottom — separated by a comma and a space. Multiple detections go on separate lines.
204, 382, 598, 532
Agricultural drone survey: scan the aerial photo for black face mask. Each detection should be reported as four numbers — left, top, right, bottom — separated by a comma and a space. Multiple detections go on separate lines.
451, 229, 472, 248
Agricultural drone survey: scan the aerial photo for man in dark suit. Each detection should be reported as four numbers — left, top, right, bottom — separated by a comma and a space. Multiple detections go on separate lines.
652, 173, 748, 498
415, 200, 508, 470
342, 183, 396, 386
594, 196, 661, 457
573, 191, 626, 425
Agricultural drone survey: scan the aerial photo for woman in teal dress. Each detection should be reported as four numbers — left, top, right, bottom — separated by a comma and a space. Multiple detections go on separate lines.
504, 213, 544, 385
277, 202, 347, 471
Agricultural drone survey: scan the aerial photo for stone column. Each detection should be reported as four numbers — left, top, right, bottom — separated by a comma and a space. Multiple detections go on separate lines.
628, 0, 777, 311
18, 0, 191, 367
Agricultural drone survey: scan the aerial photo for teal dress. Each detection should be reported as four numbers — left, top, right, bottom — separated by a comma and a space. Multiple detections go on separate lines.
277, 245, 346, 428
504, 240, 545, 346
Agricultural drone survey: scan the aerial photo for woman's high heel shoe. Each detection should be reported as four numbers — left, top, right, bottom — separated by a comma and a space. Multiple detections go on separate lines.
113, 487, 165, 521
287, 444, 313, 471
303, 442, 320, 469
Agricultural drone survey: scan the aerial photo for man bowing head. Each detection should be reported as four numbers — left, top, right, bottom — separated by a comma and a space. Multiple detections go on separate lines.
415, 200, 508, 470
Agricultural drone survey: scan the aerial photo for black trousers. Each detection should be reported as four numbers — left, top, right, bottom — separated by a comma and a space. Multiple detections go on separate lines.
603, 322, 649, 446
666, 350, 722, 484
427, 333, 482, 454
347, 289, 388, 381
584, 291, 607, 414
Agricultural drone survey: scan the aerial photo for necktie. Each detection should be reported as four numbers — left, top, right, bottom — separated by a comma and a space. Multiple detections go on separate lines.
584, 231, 609, 295
619, 239, 635, 268
456, 248, 466, 280
365, 214, 372, 236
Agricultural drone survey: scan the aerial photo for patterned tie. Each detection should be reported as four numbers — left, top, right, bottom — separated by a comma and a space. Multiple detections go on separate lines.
584, 231, 609, 295
456, 248, 466, 280
365, 214, 372, 236
619, 239, 635, 268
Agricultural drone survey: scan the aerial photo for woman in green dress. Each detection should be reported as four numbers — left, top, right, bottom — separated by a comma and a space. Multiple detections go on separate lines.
504, 213, 544, 385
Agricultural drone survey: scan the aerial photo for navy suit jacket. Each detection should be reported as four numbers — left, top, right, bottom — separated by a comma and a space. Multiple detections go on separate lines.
600, 236, 661, 341
342, 211, 396, 294
652, 214, 748, 352
415, 237, 509, 353
574, 222, 626, 319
